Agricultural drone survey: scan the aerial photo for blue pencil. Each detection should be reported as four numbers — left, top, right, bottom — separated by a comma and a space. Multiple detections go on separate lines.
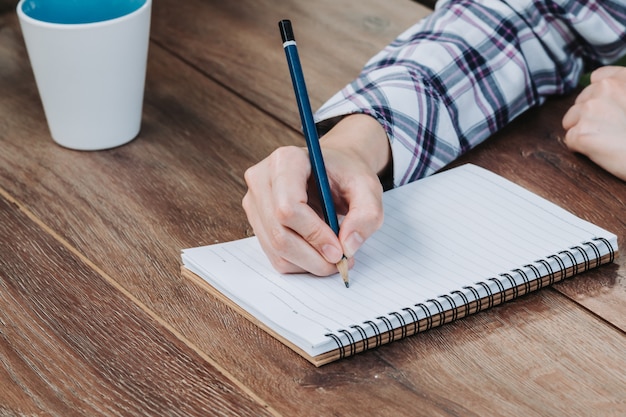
279, 19, 349, 287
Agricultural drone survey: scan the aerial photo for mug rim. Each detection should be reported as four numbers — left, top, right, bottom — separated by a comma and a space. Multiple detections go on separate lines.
17, 0, 151, 29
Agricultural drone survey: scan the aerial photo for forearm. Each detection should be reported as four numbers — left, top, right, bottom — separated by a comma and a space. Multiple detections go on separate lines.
315, 0, 626, 187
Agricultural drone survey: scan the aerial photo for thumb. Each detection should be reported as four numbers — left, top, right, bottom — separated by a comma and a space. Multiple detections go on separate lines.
337, 176, 385, 258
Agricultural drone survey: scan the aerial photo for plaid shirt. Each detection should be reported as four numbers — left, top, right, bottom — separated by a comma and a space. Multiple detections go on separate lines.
315, 0, 626, 187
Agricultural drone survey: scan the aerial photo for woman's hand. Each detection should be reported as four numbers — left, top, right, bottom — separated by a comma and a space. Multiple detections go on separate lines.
242, 114, 390, 275
562, 66, 626, 181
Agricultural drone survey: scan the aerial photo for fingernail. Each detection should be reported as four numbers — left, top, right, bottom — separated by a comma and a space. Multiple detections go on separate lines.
344, 232, 364, 258
322, 244, 342, 263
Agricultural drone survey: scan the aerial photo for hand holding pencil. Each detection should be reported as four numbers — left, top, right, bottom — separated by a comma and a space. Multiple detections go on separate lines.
241, 21, 390, 282
278, 19, 352, 287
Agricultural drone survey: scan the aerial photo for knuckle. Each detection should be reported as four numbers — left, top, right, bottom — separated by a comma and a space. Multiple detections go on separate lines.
302, 223, 325, 244
270, 257, 295, 274
565, 128, 590, 152
241, 192, 252, 213
311, 265, 340, 278
243, 165, 259, 187
361, 178, 385, 226
271, 146, 303, 166
268, 225, 291, 252
361, 206, 384, 231
274, 202, 296, 224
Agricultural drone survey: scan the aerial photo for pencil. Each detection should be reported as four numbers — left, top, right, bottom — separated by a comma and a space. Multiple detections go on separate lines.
278, 19, 349, 288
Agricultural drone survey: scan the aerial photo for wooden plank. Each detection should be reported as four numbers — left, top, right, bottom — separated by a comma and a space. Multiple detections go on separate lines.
370, 290, 626, 417
0, 193, 275, 417
150, 0, 433, 130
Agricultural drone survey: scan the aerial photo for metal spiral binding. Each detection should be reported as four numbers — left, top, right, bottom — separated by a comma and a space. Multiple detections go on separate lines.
324, 238, 615, 356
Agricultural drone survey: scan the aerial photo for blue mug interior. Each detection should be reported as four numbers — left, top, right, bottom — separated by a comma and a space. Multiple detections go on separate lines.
21, 0, 146, 24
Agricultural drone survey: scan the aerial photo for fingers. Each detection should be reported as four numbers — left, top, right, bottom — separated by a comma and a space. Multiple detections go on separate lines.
561, 66, 626, 181
337, 173, 384, 258
563, 96, 613, 154
561, 102, 580, 131
242, 114, 391, 276
563, 66, 626, 131
243, 146, 343, 276
317, 114, 390, 258
590, 65, 626, 83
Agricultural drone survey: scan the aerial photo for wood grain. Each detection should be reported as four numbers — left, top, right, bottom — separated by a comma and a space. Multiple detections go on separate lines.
0, 193, 275, 417
150, 0, 432, 131
1, 0, 625, 415
372, 290, 626, 417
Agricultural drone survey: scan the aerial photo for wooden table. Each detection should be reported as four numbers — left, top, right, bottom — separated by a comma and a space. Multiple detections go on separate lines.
1, 1, 625, 415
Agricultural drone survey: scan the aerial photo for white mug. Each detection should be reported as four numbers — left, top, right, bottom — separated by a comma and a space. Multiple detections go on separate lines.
17, 0, 152, 150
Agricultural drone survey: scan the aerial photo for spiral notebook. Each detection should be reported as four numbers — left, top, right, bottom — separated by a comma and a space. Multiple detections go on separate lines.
181, 164, 618, 366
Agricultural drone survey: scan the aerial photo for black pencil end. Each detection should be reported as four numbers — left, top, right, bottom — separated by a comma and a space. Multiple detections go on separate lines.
278, 19, 294, 43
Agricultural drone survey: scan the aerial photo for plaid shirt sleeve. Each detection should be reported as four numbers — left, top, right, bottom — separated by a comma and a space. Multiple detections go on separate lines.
314, 0, 626, 186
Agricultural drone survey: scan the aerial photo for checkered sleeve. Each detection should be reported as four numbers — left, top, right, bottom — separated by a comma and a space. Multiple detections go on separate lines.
314, 0, 626, 186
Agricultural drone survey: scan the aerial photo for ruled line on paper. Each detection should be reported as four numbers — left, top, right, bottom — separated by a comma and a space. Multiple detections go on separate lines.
181, 164, 618, 355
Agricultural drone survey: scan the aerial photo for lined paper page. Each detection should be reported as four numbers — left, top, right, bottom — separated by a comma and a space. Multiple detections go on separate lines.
182, 164, 617, 356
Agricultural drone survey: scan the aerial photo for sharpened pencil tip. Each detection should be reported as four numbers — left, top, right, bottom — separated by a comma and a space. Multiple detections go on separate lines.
336, 256, 349, 289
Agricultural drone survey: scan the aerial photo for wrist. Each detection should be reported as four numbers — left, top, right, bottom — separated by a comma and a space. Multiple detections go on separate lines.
319, 113, 391, 177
